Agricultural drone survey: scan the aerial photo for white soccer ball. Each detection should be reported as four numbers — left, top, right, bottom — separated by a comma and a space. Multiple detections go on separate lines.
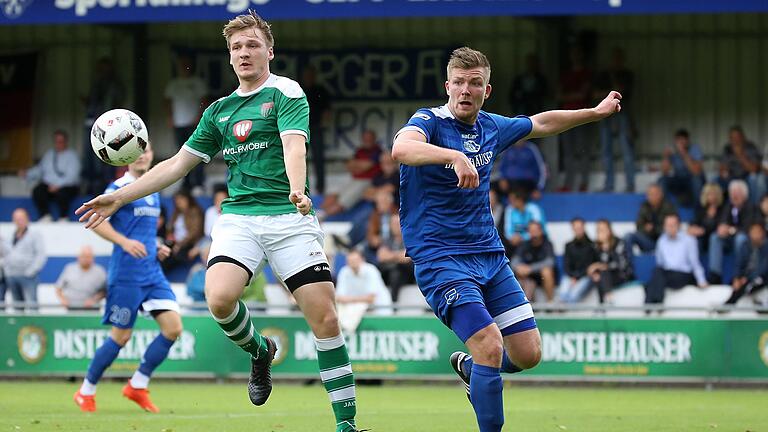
90, 108, 149, 166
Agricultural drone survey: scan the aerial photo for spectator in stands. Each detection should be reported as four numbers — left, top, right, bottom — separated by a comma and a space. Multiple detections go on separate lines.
708, 180, 760, 284
21, 130, 81, 221
81, 57, 123, 195
659, 129, 705, 207
496, 139, 547, 198
557, 46, 593, 192
597, 47, 636, 193
587, 219, 634, 302
366, 189, 397, 260
645, 214, 707, 304
375, 214, 413, 303
163, 189, 204, 271
301, 65, 332, 195
165, 54, 208, 195
502, 189, 547, 258
489, 189, 504, 228
725, 223, 768, 305
336, 249, 393, 316
624, 184, 677, 254
688, 183, 725, 255
322, 129, 382, 217
366, 152, 400, 203
559, 217, 598, 303
204, 187, 228, 238
509, 53, 550, 116
186, 241, 210, 304
54, 245, 106, 310
718, 126, 764, 203
1, 209, 46, 310
512, 221, 556, 302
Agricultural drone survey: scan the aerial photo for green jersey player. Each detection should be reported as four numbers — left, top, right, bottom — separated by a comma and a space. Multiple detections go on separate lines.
77, 11, 363, 432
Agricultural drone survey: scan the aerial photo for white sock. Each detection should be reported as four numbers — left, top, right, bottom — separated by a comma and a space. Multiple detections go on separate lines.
79, 379, 97, 396
129, 371, 150, 389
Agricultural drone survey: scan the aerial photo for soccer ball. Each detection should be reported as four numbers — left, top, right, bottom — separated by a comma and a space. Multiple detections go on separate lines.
90, 108, 149, 166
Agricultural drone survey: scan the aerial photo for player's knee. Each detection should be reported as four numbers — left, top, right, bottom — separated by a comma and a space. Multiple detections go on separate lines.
516, 347, 542, 370
315, 309, 341, 335
110, 328, 133, 346
161, 317, 183, 340
468, 326, 504, 366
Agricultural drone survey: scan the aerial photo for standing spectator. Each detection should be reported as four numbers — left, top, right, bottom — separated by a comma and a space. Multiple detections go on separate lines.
301, 65, 332, 195
624, 184, 677, 254
163, 189, 204, 271
559, 217, 598, 303
509, 53, 550, 115
597, 47, 636, 193
375, 214, 413, 303
558, 46, 593, 192
718, 126, 764, 203
21, 130, 81, 221
496, 139, 547, 198
659, 129, 705, 207
587, 219, 634, 302
725, 223, 768, 305
336, 249, 393, 316
322, 129, 382, 216
645, 214, 707, 304
1, 209, 46, 310
502, 190, 547, 258
81, 57, 124, 195
55, 245, 107, 310
708, 180, 760, 284
512, 221, 556, 302
688, 183, 725, 254
204, 188, 228, 238
165, 54, 208, 195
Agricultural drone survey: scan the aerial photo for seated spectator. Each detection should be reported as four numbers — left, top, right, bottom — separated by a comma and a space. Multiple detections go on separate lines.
717, 125, 764, 203
659, 129, 705, 208
0, 209, 46, 310
512, 221, 556, 302
688, 183, 725, 255
322, 129, 382, 217
759, 194, 768, 228
163, 189, 204, 271
489, 189, 504, 228
21, 130, 81, 221
204, 187, 228, 238
624, 183, 677, 254
365, 189, 397, 260
496, 139, 546, 199
366, 152, 400, 203
186, 241, 210, 304
645, 214, 707, 304
375, 214, 414, 303
502, 189, 547, 258
587, 219, 634, 303
708, 180, 760, 284
725, 223, 768, 305
559, 217, 598, 303
336, 249, 393, 316
55, 245, 106, 310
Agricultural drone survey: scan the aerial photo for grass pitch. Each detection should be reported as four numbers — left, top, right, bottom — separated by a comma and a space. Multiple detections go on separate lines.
0, 381, 765, 432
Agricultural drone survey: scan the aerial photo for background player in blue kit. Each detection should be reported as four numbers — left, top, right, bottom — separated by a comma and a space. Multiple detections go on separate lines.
392, 47, 622, 432
73, 144, 183, 414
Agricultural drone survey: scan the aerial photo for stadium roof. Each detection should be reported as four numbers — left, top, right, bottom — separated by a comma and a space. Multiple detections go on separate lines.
1, 0, 767, 25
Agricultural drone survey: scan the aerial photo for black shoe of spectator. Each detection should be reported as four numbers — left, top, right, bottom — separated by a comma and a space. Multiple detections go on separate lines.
707, 273, 722, 285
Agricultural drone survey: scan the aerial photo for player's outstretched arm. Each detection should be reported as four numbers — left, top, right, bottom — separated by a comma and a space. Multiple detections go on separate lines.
91, 219, 148, 258
527, 91, 622, 139
392, 131, 479, 189
282, 134, 313, 215
76, 149, 202, 229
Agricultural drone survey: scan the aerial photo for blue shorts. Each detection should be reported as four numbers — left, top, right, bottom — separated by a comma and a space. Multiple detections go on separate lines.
102, 279, 179, 329
414, 252, 536, 342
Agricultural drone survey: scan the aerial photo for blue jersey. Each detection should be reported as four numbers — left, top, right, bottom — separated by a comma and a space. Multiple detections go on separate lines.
397, 105, 533, 264
104, 173, 165, 285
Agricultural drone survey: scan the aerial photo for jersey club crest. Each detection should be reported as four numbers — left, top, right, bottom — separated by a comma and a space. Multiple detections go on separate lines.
233, 120, 253, 143
260, 101, 274, 118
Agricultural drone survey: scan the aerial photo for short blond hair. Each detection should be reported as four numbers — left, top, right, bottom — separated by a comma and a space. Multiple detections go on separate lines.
447, 47, 491, 80
222, 10, 274, 48
700, 183, 723, 208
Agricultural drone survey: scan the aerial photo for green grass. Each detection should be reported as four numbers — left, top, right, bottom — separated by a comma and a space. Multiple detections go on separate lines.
0, 381, 765, 432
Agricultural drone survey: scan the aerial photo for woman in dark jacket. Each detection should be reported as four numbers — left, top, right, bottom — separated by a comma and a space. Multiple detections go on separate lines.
688, 183, 725, 254
587, 219, 634, 302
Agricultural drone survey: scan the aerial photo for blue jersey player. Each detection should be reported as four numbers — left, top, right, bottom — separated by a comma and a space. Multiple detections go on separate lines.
393, 47, 621, 432
74, 144, 183, 414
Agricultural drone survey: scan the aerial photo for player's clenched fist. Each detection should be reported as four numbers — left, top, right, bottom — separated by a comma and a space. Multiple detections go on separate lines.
594, 91, 622, 118
289, 191, 313, 215
452, 151, 479, 189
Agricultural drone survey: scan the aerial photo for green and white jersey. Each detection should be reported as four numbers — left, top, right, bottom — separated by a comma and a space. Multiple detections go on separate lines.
183, 73, 310, 216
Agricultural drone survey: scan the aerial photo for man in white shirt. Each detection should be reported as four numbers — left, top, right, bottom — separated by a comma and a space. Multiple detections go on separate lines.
645, 213, 708, 303
55, 245, 107, 310
336, 249, 393, 316
22, 130, 81, 221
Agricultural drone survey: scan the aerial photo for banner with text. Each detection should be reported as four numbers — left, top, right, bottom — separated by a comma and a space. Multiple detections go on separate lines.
3, 315, 768, 380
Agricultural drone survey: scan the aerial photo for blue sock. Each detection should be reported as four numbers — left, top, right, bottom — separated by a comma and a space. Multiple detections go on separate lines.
470, 364, 504, 432
462, 351, 521, 376
137, 334, 176, 376
86, 337, 123, 384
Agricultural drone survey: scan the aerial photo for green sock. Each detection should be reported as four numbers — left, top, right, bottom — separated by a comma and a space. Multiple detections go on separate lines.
316, 334, 357, 432
213, 300, 269, 359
